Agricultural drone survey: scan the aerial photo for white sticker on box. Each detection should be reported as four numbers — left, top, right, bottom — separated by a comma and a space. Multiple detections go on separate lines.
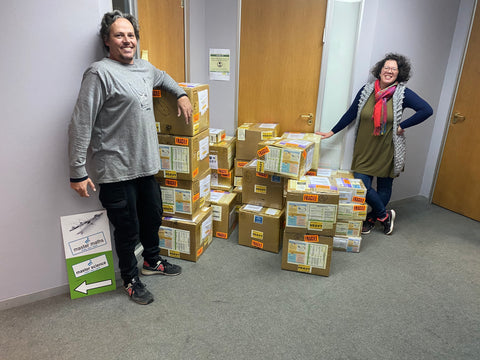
265, 208, 279, 216
201, 215, 213, 244
198, 89, 209, 115
259, 123, 277, 129
243, 204, 262, 212
175, 229, 191, 254
160, 186, 175, 213
199, 136, 209, 160
210, 190, 225, 202
212, 205, 222, 221
171, 146, 189, 173
209, 154, 218, 169
200, 175, 211, 198
211, 173, 219, 186
284, 132, 304, 139
238, 128, 246, 141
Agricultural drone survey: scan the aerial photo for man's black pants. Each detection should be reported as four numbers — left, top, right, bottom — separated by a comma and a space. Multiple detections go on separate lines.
99, 176, 163, 284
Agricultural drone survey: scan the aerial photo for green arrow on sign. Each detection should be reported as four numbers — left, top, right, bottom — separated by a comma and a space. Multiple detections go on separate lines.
75, 280, 113, 294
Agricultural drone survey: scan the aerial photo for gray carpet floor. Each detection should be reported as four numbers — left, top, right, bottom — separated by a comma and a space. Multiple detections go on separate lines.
1, 196, 479, 360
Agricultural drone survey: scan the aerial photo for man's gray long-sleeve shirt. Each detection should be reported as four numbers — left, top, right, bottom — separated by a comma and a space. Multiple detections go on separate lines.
68, 58, 185, 184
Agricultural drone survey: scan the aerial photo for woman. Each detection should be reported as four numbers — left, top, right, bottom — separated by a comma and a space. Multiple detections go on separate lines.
317, 53, 433, 235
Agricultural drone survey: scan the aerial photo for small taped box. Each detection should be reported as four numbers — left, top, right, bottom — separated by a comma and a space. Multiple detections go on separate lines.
333, 236, 362, 253
238, 204, 285, 253
236, 123, 280, 160
337, 203, 368, 221
281, 230, 333, 277
334, 178, 367, 204
159, 207, 213, 262
281, 132, 321, 170
209, 128, 226, 144
209, 136, 236, 171
210, 190, 238, 239
335, 220, 362, 238
256, 138, 315, 179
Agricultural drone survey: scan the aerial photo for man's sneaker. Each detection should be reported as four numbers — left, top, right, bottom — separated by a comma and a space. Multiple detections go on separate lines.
124, 276, 154, 305
141, 256, 182, 276
362, 218, 376, 234
378, 209, 396, 235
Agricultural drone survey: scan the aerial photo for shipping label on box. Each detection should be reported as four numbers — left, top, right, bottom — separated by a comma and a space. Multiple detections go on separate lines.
334, 178, 367, 204
209, 128, 226, 144
281, 231, 333, 277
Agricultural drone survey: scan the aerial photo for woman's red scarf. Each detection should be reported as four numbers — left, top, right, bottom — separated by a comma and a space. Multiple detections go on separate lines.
372, 79, 397, 135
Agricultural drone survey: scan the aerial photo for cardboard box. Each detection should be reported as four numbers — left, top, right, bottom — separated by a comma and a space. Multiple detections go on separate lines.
158, 207, 213, 262
209, 136, 236, 171
238, 204, 285, 253
157, 169, 211, 219
153, 83, 209, 136
305, 168, 355, 178
210, 191, 238, 239
242, 159, 285, 210
285, 177, 339, 236
281, 132, 321, 170
337, 203, 368, 221
209, 128, 226, 144
234, 158, 249, 177
333, 236, 361, 253
233, 186, 242, 206
236, 123, 280, 160
256, 138, 315, 179
281, 231, 333, 277
156, 130, 210, 181
210, 184, 233, 192
334, 178, 367, 204
234, 176, 242, 187
211, 168, 234, 188
335, 220, 362, 238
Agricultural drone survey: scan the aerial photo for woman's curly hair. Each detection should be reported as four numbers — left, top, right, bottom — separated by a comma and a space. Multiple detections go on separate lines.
371, 53, 412, 83
100, 10, 140, 51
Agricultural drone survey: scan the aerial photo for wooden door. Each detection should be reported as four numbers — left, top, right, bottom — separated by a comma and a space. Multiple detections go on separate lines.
432, 6, 480, 221
137, 0, 185, 82
238, 0, 327, 133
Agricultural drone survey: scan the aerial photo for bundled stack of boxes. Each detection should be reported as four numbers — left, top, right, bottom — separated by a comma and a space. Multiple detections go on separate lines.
153, 83, 213, 262
153, 92, 369, 276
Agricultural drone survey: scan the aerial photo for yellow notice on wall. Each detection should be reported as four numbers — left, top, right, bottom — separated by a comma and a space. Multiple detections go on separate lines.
209, 48, 230, 81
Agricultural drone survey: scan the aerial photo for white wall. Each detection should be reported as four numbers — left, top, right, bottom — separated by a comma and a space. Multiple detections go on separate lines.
0, 0, 112, 307
0, 0, 475, 307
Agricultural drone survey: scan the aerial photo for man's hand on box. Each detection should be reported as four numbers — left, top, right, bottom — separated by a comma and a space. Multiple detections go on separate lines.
70, 178, 96, 198
177, 96, 193, 124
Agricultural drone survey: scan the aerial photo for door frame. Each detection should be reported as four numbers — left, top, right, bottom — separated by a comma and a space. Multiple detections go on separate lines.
430, 2, 478, 202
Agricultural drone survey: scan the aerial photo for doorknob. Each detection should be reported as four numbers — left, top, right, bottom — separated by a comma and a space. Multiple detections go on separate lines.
300, 113, 314, 125
452, 112, 466, 124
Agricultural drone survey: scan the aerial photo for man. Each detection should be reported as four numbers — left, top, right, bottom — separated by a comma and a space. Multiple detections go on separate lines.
69, 11, 193, 305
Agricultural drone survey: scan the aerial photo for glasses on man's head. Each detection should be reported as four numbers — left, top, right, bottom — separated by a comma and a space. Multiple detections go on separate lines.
383, 66, 398, 72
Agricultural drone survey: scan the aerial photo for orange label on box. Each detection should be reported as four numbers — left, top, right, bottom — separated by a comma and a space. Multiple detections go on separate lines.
165, 179, 178, 187
256, 172, 268, 178
216, 232, 228, 239
192, 168, 199, 178
218, 168, 229, 175
152, 89, 162, 97
221, 133, 226, 141
257, 146, 270, 157
251, 240, 264, 249
303, 194, 318, 202
196, 246, 204, 257
304, 235, 319, 243
175, 137, 189, 146
193, 193, 200, 202
352, 196, 365, 204
354, 205, 367, 211
302, 150, 306, 159
193, 113, 200, 123
221, 172, 232, 179
306, 170, 316, 176
237, 161, 248, 167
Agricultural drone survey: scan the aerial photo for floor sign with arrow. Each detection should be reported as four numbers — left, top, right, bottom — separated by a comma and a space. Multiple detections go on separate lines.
60, 210, 116, 299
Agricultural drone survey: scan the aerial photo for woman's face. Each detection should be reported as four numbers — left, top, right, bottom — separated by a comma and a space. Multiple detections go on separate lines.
379, 59, 399, 88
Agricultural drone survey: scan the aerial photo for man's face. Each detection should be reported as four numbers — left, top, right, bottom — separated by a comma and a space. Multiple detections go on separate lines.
105, 18, 137, 64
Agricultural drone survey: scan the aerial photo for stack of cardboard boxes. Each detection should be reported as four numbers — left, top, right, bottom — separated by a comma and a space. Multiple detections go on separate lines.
153, 83, 213, 262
